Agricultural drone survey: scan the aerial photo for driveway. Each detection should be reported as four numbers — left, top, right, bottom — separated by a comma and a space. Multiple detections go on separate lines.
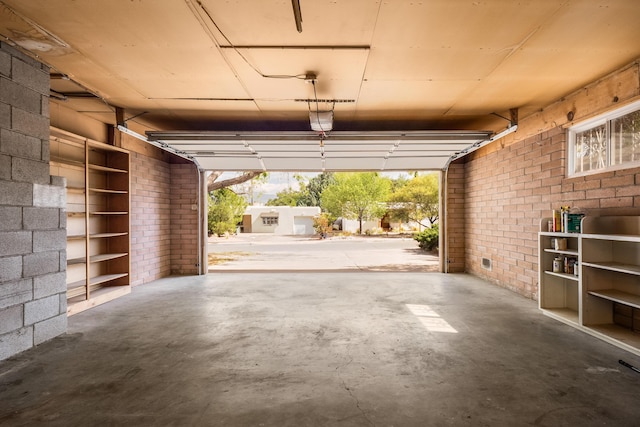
208, 233, 440, 272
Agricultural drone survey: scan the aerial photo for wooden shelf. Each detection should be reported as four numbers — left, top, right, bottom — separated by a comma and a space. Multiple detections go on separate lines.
90, 211, 128, 215
67, 257, 87, 265
67, 286, 131, 316
87, 140, 129, 153
67, 186, 85, 194
89, 187, 128, 194
89, 273, 128, 286
544, 271, 579, 281
90, 232, 128, 239
50, 156, 85, 170
581, 233, 640, 243
544, 248, 579, 256
588, 290, 640, 310
90, 253, 127, 263
582, 261, 640, 276
584, 324, 640, 357
541, 308, 579, 326
539, 215, 640, 356
51, 126, 130, 316
88, 164, 127, 173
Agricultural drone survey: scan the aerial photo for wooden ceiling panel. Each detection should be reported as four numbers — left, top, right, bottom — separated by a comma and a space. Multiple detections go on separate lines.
373, 0, 563, 49
357, 80, 477, 115
199, 0, 379, 45
364, 47, 509, 81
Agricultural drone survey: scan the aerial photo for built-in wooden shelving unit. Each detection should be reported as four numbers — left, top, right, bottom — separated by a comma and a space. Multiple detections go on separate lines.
539, 216, 640, 356
50, 127, 131, 316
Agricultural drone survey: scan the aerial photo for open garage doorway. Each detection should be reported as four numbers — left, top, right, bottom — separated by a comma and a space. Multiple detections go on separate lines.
206, 170, 442, 273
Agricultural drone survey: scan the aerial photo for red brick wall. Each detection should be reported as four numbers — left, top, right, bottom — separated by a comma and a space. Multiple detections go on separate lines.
445, 162, 465, 273
458, 126, 640, 299
170, 163, 199, 275
130, 151, 171, 285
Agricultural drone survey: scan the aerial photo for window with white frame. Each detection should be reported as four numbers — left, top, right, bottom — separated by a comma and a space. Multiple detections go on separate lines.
569, 100, 640, 176
262, 216, 278, 226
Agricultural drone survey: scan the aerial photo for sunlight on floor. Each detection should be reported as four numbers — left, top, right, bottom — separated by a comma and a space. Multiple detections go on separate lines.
406, 304, 458, 333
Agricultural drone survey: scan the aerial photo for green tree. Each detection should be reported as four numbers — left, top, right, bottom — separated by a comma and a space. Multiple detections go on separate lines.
266, 188, 305, 206
321, 172, 391, 234
208, 188, 248, 236
298, 172, 336, 207
389, 173, 439, 228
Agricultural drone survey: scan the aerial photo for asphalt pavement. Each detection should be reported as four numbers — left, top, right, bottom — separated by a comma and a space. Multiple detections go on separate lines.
208, 233, 440, 272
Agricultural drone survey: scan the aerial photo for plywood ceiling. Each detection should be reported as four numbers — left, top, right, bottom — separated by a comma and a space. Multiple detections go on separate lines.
1, 0, 640, 170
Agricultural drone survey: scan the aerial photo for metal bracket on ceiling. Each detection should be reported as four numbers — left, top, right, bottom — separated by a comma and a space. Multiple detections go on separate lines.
491, 108, 519, 128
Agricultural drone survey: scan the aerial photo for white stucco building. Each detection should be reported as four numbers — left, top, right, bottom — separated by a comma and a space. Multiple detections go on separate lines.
242, 206, 321, 235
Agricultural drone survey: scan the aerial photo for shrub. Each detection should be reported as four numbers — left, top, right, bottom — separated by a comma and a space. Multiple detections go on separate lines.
313, 213, 332, 238
413, 224, 439, 251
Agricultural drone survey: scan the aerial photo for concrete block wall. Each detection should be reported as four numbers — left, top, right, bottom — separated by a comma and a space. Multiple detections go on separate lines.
0, 42, 67, 361
170, 163, 199, 275
130, 151, 171, 285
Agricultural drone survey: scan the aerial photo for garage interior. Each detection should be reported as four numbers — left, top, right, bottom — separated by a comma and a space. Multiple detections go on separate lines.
2, 0, 640, 424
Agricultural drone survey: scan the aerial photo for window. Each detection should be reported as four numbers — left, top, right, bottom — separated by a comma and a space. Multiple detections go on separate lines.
569, 101, 640, 176
262, 216, 278, 226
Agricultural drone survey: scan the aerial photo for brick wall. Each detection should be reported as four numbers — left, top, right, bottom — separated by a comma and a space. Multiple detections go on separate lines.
170, 163, 199, 275
130, 151, 171, 285
445, 162, 465, 273
0, 42, 67, 361
460, 124, 640, 299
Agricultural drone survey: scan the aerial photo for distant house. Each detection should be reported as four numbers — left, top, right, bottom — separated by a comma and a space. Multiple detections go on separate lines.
242, 206, 321, 235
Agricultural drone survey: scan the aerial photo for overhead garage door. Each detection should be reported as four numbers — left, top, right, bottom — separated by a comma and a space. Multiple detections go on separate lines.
293, 217, 314, 235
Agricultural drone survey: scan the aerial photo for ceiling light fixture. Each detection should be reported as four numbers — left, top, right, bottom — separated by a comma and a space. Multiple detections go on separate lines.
310, 110, 333, 132
291, 0, 303, 33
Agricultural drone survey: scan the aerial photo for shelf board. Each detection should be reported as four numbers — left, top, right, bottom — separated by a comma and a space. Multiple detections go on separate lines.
87, 140, 130, 154
581, 233, 640, 243
582, 261, 640, 276
544, 248, 579, 256
67, 234, 86, 240
89, 187, 128, 194
67, 211, 86, 217
67, 285, 131, 316
67, 257, 87, 265
540, 308, 579, 326
587, 289, 640, 310
50, 157, 85, 170
89, 273, 129, 286
90, 211, 128, 215
88, 164, 127, 173
90, 232, 128, 239
544, 271, 579, 281
584, 324, 640, 356
539, 232, 581, 238
90, 253, 128, 263
67, 186, 85, 194
67, 286, 87, 299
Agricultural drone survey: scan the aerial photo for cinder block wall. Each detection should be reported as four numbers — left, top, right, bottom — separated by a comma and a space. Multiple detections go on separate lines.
448, 59, 640, 299
170, 163, 199, 275
0, 42, 67, 361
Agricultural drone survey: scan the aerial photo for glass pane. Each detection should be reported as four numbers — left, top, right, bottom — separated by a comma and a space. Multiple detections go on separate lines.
611, 110, 640, 166
573, 123, 607, 174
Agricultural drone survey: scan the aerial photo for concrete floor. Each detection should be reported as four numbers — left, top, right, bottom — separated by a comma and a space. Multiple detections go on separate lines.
2, 272, 640, 426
